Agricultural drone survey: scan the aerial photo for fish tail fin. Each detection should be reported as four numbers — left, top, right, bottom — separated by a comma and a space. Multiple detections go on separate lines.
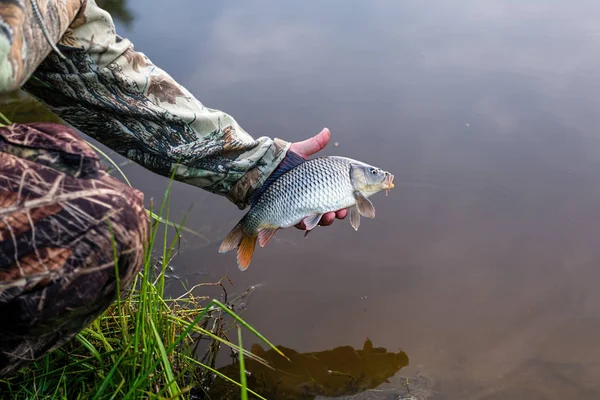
219, 221, 258, 271
237, 233, 257, 271
219, 222, 245, 254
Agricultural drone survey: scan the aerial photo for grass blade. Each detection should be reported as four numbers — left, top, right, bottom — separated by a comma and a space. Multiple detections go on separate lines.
212, 299, 289, 361
146, 209, 209, 242
149, 317, 180, 397
183, 355, 267, 400
237, 325, 248, 400
0, 111, 10, 125
85, 141, 132, 187
92, 343, 132, 400
74, 335, 102, 364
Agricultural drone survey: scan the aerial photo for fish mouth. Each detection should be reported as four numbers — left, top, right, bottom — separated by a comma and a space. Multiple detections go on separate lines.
386, 173, 395, 189
384, 173, 394, 196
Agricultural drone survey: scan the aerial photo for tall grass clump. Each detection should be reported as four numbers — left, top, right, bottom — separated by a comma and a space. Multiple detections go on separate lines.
0, 110, 284, 399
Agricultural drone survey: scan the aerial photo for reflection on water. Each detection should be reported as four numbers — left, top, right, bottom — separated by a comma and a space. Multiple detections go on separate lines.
206, 339, 410, 400
0, 91, 62, 124
5, 0, 600, 398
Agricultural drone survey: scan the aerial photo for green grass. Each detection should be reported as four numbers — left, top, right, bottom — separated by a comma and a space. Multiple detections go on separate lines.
0, 110, 284, 399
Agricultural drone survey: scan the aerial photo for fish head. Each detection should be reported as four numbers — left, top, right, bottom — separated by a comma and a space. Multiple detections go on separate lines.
350, 162, 395, 195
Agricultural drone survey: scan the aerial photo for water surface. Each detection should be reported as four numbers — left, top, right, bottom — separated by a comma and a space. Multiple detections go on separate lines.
13, 0, 600, 398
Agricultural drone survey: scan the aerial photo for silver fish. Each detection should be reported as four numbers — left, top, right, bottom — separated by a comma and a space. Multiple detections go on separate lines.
219, 153, 394, 270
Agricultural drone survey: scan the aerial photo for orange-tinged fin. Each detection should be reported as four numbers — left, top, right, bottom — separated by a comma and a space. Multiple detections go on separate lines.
219, 222, 244, 254
237, 233, 257, 271
258, 227, 279, 247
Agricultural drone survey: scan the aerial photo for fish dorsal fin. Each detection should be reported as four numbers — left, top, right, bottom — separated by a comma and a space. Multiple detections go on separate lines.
248, 150, 306, 206
354, 192, 376, 218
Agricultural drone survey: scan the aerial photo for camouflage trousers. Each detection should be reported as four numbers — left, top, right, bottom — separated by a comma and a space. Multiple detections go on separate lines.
0, 123, 148, 377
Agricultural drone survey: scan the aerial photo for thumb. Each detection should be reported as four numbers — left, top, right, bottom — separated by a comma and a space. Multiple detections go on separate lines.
289, 128, 331, 158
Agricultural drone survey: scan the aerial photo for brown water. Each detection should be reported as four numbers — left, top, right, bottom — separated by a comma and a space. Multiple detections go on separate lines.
8, 0, 600, 398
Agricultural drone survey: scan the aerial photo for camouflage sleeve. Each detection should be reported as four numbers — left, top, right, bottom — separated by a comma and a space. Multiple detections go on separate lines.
0, 0, 290, 209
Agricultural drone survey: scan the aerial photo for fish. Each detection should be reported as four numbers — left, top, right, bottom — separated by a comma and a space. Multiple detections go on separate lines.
219, 151, 394, 270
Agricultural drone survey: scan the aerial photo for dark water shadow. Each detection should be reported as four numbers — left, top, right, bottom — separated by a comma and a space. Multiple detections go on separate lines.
0, 92, 62, 124
203, 339, 410, 400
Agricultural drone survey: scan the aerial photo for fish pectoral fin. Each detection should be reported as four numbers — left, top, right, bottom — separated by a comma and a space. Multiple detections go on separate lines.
302, 213, 323, 232
349, 205, 361, 231
354, 192, 376, 219
258, 227, 279, 247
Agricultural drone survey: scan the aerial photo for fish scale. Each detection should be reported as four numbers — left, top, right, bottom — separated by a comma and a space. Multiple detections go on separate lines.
219, 155, 394, 270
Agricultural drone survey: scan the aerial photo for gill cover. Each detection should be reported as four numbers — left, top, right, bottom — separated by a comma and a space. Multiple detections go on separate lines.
349, 162, 389, 194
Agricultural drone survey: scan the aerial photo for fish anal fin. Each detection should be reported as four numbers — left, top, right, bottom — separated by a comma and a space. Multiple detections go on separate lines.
349, 205, 361, 230
219, 223, 244, 253
354, 192, 375, 219
258, 227, 279, 247
237, 234, 257, 271
302, 213, 323, 231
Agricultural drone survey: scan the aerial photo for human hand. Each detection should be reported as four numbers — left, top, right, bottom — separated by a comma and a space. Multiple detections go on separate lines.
289, 128, 348, 229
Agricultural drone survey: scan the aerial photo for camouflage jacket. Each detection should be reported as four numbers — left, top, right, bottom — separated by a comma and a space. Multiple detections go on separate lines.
0, 0, 290, 209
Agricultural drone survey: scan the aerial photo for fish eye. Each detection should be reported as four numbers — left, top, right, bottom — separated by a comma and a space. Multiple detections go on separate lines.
370, 169, 377, 175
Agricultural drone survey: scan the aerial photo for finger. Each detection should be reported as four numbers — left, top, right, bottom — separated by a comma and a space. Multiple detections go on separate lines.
319, 212, 336, 226
289, 128, 330, 157
296, 209, 343, 230
335, 209, 348, 219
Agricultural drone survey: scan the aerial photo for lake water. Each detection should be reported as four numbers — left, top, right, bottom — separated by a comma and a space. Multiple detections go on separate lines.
7, 0, 600, 398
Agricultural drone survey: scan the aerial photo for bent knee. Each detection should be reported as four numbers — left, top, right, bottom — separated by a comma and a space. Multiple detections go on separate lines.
0, 123, 149, 288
